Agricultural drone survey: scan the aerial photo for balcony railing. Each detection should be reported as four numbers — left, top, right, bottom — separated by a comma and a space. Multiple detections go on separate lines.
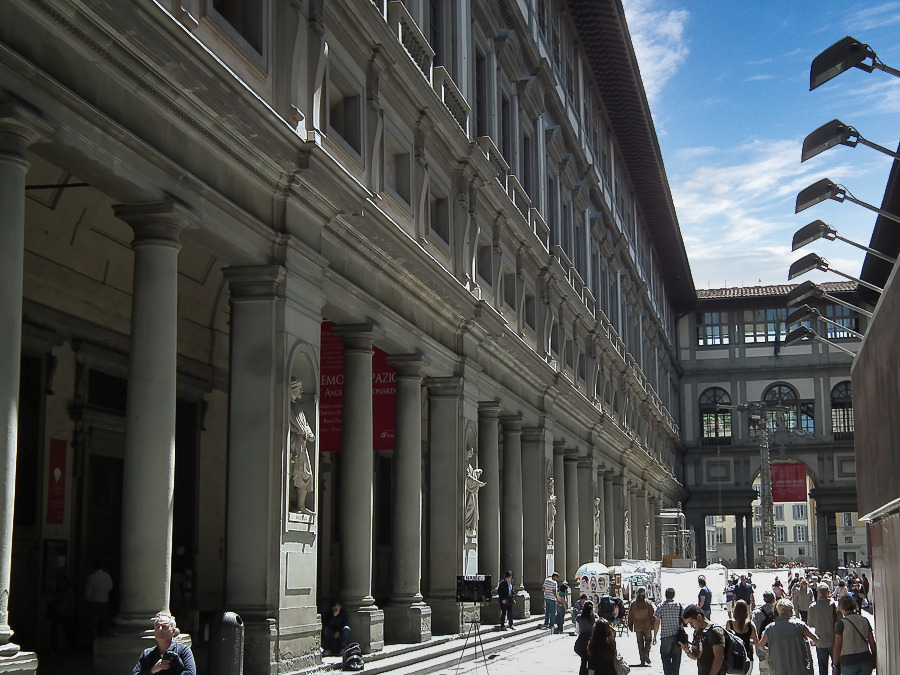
433, 66, 469, 132
475, 136, 509, 189
387, 1, 433, 80
508, 175, 531, 219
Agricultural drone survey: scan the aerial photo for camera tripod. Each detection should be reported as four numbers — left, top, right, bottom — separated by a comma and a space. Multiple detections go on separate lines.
455, 604, 490, 674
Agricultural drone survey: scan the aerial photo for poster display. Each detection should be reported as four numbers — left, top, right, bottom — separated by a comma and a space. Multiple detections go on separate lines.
771, 462, 807, 502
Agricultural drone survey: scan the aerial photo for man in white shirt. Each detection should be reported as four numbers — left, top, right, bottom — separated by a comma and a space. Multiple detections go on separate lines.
542, 572, 561, 629
85, 561, 114, 640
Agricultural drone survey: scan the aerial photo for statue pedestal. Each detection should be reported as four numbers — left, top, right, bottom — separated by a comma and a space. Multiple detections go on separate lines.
512, 589, 530, 620
0, 645, 38, 674
383, 602, 431, 644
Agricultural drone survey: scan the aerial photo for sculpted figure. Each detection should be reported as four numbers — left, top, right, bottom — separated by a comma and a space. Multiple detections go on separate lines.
594, 497, 602, 549
547, 478, 557, 543
464, 447, 485, 535
289, 377, 316, 514
624, 509, 631, 558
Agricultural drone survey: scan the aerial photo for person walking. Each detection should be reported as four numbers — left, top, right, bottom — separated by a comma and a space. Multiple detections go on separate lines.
575, 601, 597, 675
681, 604, 725, 675
733, 574, 755, 610
497, 570, 515, 630
542, 572, 561, 629
833, 594, 877, 675
790, 578, 814, 622
726, 599, 757, 671
756, 598, 818, 675
751, 591, 777, 675
696, 576, 712, 619
628, 586, 655, 667
652, 587, 685, 675
807, 585, 839, 675
587, 617, 617, 675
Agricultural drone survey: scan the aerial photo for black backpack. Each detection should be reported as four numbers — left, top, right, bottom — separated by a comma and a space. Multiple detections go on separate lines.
757, 606, 775, 636
598, 595, 616, 621
705, 624, 750, 675
342, 643, 364, 671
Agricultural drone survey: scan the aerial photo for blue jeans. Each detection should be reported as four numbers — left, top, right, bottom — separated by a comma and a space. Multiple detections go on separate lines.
840, 661, 874, 675
543, 598, 557, 627
556, 605, 566, 632
660, 635, 683, 675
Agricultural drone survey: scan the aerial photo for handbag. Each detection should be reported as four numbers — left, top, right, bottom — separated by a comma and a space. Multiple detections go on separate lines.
676, 626, 689, 644
614, 653, 630, 675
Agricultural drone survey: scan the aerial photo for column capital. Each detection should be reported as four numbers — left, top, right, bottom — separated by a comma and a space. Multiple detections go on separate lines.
113, 200, 195, 248
521, 426, 547, 443
332, 323, 376, 351
385, 354, 427, 377
499, 414, 523, 432
478, 401, 501, 417
553, 440, 567, 455
0, 100, 54, 161
223, 264, 286, 299
424, 375, 462, 398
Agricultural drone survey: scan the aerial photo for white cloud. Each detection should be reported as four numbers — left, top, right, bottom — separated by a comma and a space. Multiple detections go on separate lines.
621, 0, 690, 106
844, 2, 900, 31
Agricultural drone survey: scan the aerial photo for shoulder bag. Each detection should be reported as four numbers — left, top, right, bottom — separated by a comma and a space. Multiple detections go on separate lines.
614, 653, 631, 675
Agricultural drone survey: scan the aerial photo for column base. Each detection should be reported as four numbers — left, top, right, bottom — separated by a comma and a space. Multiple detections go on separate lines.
512, 589, 531, 620
0, 649, 37, 674
382, 602, 431, 644
93, 622, 192, 675
347, 605, 384, 654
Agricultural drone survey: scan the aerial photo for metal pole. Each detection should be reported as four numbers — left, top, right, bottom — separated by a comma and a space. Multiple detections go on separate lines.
756, 405, 776, 568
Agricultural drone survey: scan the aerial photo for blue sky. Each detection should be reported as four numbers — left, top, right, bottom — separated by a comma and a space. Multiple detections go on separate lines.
621, 0, 900, 290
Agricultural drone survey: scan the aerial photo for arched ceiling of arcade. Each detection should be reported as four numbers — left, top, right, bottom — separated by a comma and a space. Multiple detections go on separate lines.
23, 153, 230, 372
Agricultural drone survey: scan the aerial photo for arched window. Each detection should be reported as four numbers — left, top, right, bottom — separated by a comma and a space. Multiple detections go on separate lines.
751, 383, 814, 437
699, 387, 732, 446
831, 381, 854, 441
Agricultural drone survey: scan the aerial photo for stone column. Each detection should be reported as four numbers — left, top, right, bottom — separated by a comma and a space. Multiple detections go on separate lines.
426, 377, 465, 634
384, 356, 430, 643
595, 470, 607, 563
634, 488, 648, 559
334, 325, 383, 652
563, 455, 579, 578
604, 472, 616, 564
0, 103, 49, 673
96, 201, 193, 674
500, 415, 529, 617
735, 514, 746, 567
552, 444, 567, 578
477, 403, 501, 588
522, 427, 547, 601
744, 511, 762, 564
612, 475, 626, 562
648, 495, 659, 560
577, 461, 593, 566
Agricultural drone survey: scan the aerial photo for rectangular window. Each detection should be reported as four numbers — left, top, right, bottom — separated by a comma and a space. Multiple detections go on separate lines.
697, 311, 731, 346
792, 504, 807, 520
841, 512, 856, 528
824, 304, 859, 339
742, 308, 786, 344
475, 51, 488, 138
798, 547, 806, 556
753, 526, 761, 544
503, 271, 516, 310
213, 0, 263, 53
775, 505, 784, 521
328, 67, 362, 154
716, 528, 726, 544
430, 193, 450, 245
476, 244, 493, 286
775, 526, 787, 542
524, 292, 536, 331
753, 506, 761, 520
385, 130, 411, 204
793, 525, 808, 542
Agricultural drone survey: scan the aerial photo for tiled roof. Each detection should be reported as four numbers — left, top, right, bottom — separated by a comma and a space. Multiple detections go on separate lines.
697, 282, 857, 300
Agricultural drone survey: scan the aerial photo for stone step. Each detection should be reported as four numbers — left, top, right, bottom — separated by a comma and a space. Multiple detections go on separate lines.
320, 615, 553, 675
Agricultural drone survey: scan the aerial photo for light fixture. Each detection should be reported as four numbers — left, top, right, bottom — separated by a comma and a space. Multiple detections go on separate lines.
795, 178, 900, 225
810, 35, 900, 90
786, 280, 873, 318
785, 304, 864, 339
801, 119, 900, 162
791, 220, 897, 264
783, 325, 857, 357
787, 252, 884, 293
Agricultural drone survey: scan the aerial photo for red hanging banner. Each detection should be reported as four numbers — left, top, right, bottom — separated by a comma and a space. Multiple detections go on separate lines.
771, 463, 807, 502
319, 322, 396, 452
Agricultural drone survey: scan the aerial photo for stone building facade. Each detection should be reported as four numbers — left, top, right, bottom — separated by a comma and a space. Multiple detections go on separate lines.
0, 1, 692, 673
677, 284, 864, 569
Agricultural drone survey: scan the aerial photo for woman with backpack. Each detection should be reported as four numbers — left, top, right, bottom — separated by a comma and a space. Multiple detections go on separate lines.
726, 600, 758, 669
574, 601, 597, 675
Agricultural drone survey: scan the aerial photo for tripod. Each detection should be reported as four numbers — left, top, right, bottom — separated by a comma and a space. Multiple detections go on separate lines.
455, 604, 490, 675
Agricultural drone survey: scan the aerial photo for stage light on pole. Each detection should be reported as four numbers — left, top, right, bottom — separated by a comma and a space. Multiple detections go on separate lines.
786, 280, 873, 318
810, 35, 900, 90
791, 220, 898, 264
783, 325, 857, 357
785, 304, 864, 339
801, 119, 900, 162
787, 252, 884, 293
795, 178, 900, 225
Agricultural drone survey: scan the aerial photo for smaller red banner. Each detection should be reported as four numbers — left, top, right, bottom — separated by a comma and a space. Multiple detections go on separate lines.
47, 439, 67, 524
771, 462, 807, 502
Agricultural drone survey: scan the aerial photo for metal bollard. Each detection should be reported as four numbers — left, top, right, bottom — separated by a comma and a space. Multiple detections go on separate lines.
208, 611, 244, 675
